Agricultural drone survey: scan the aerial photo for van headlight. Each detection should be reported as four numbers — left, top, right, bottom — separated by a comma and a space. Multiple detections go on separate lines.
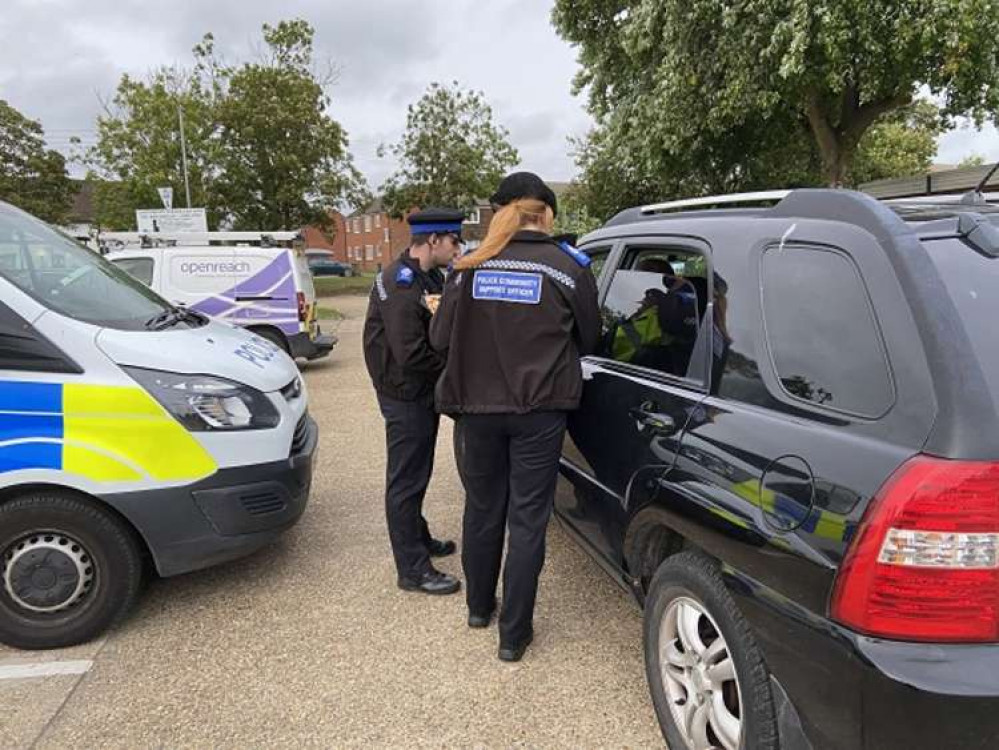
125, 367, 280, 431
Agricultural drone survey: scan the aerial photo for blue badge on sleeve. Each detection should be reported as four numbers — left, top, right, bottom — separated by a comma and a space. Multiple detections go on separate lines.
395, 266, 415, 287
472, 271, 542, 304
557, 241, 592, 268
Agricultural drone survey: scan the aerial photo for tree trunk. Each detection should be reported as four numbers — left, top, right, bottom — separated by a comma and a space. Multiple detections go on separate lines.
805, 89, 912, 188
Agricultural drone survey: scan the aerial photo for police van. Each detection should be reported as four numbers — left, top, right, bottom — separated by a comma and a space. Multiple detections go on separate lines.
0, 200, 318, 649
103, 231, 336, 361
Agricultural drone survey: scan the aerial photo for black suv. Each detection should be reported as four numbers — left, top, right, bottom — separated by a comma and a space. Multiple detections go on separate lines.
556, 189, 999, 750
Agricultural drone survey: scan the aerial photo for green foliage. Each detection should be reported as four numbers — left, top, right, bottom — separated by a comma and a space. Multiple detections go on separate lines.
552, 182, 603, 237
851, 100, 946, 185
0, 100, 73, 223
959, 153, 988, 168
553, 0, 999, 212
313, 273, 376, 297
82, 20, 368, 231
378, 82, 519, 218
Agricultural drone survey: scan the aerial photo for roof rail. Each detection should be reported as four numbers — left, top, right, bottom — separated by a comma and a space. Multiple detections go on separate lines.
640, 190, 791, 215
99, 231, 301, 249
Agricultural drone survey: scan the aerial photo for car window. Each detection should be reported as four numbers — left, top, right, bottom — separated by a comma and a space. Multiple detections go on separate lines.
111, 257, 154, 286
761, 244, 893, 417
584, 247, 611, 284
923, 237, 999, 406
598, 246, 711, 382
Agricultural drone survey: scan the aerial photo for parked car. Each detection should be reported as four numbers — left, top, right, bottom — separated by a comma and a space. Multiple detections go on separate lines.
0, 201, 318, 649
106, 236, 336, 360
308, 258, 353, 277
557, 188, 999, 750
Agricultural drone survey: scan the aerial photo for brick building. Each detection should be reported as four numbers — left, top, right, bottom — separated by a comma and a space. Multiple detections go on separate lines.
318, 183, 568, 274
343, 199, 410, 273
301, 211, 349, 263
343, 200, 495, 273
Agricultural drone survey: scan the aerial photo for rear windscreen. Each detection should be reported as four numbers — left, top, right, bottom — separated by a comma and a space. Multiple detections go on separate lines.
924, 237, 999, 398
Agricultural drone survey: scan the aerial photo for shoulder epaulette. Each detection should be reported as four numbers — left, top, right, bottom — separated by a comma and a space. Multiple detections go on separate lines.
556, 240, 592, 268
395, 265, 415, 287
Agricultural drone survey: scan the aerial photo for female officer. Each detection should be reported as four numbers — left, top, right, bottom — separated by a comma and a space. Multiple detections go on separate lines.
430, 173, 601, 661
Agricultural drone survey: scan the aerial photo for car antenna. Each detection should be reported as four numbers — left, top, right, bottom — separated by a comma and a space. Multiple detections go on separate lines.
959, 161, 999, 205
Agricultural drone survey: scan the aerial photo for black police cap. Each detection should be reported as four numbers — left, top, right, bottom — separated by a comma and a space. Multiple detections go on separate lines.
490, 172, 558, 217
407, 208, 465, 237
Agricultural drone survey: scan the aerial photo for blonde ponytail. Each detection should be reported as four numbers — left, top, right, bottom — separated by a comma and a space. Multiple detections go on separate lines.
454, 199, 554, 270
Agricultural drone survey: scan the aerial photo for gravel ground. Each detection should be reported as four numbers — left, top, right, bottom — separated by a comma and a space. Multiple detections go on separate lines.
1, 294, 664, 749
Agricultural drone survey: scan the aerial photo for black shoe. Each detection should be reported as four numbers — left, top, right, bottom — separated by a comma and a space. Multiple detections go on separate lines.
428, 538, 457, 558
468, 607, 496, 629
398, 569, 461, 596
498, 631, 534, 662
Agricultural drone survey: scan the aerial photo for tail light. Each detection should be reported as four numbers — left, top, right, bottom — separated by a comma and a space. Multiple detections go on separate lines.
297, 292, 308, 322
831, 456, 999, 642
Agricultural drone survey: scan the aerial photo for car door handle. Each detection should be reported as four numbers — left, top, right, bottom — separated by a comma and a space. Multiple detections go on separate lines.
629, 403, 677, 435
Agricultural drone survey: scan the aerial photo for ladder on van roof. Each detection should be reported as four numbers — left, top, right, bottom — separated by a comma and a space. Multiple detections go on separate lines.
99, 231, 303, 250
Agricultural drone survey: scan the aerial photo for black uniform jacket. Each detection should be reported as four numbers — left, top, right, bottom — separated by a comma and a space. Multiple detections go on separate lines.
363, 250, 445, 402
430, 231, 601, 415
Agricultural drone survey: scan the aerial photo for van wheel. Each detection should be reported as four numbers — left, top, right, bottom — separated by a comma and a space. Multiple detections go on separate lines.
643, 552, 777, 750
252, 327, 290, 355
0, 492, 142, 650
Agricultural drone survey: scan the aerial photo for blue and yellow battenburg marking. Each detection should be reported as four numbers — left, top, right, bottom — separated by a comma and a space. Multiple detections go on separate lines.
0, 381, 216, 483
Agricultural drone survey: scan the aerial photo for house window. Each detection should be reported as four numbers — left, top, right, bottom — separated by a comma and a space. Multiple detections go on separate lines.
384, 228, 390, 243
375, 214, 382, 228
364, 216, 372, 233
365, 245, 374, 261
464, 208, 481, 225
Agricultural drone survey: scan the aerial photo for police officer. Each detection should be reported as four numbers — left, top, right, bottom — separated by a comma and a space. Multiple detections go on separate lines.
363, 208, 466, 595
430, 173, 601, 660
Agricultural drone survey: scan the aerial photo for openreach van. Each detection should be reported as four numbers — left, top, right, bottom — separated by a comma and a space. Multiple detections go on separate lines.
103, 231, 336, 361
0, 201, 318, 650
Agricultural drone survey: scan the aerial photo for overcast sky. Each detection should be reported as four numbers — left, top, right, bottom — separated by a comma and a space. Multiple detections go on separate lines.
2, 0, 997, 192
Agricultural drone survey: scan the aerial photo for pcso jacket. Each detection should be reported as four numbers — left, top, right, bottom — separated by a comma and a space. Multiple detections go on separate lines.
363, 250, 445, 402
430, 231, 601, 415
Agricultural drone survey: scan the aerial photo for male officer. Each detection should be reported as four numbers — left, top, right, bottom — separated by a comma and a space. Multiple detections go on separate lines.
363, 208, 465, 595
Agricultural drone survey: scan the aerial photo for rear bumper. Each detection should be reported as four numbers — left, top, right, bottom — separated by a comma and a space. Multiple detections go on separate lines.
725, 569, 999, 750
289, 330, 336, 360
102, 416, 318, 577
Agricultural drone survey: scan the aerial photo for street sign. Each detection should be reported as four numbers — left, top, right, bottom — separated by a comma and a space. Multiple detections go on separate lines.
136, 208, 208, 233
157, 187, 174, 210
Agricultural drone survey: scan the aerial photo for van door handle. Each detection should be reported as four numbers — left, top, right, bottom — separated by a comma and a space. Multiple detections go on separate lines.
629, 402, 677, 435
235, 295, 274, 301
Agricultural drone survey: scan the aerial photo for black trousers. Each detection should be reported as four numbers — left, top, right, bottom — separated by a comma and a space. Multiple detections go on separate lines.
456, 411, 568, 645
377, 393, 439, 579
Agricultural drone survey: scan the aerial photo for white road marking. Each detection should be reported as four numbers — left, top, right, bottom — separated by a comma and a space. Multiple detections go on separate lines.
0, 660, 93, 680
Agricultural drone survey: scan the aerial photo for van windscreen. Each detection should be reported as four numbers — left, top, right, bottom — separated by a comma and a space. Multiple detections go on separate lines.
0, 202, 174, 330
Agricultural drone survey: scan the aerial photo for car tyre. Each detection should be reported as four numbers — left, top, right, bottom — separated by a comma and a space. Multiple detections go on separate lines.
644, 551, 778, 750
0, 492, 143, 650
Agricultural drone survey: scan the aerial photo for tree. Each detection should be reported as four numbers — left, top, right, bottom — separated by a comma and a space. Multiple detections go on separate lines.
0, 100, 73, 223
960, 153, 988, 169
553, 0, 999, 188
553, 181, 603, 237
213, 20, 369, 230
80, 60, 219, 230
82, 20, 367, 231
849, 100, 945, 185
378, 82, 519, 217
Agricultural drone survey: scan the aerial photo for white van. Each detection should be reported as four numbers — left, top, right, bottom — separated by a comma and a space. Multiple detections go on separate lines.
104, 232, 336, 360
0, 202, 317, 649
